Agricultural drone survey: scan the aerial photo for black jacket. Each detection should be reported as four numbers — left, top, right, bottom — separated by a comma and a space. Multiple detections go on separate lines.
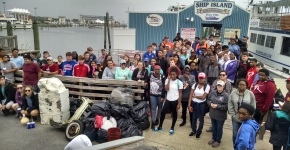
236, 61, 250, 79
266, 110, 290, 146
0, 80, 16, 104
22, 93, 39, 111
156, 57, 169, 77
88, 67, 103, 79
132, 68, 149, 81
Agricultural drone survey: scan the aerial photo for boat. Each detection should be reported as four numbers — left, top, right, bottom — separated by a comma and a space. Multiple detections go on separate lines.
248, 0, 290, 74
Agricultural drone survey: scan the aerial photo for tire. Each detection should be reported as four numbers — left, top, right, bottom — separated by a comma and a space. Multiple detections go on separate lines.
65, 120, 84, 141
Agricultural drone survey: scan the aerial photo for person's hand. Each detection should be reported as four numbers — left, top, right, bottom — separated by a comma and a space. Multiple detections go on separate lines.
3, 70, 9, 73
167, 75, 171, 79
184, 73, 189, 80
161, 98, 164, 102
188, 106, 193, 112
176, 103, 180, 110
211, 103, 217, 108
144, 83, 147, 87
124, 76, 128, 80
138, 80, 142, 83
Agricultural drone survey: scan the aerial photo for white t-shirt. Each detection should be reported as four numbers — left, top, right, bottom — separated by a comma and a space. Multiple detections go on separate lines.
165, 79, 183, 101
191, 83, 210, 103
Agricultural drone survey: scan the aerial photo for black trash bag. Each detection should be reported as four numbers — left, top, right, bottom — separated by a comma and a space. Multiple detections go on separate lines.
138, 118, 150, 130
91, 102, 110, 117
110, 103, 131, 120
96, 129, 108, 143
121, 125, 142, 138
131, 101, 149, 123
117, 117, 136, 130
83, 118, 98, 141
109, 87, 134, 108
69, 99, 83, 117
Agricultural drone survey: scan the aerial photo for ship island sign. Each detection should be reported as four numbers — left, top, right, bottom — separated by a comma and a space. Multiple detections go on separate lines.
146, 14, 163, 27
194, 1, 234, 22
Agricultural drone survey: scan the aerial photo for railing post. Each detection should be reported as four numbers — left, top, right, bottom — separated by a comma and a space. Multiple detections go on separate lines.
33, 21, 40, 51
7, 21, 13, 36
79, 82, 83, 99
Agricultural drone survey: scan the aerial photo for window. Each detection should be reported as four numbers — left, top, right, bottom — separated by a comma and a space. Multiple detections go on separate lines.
250, 33, 257, 43
257, 34, 266, 46
265, 36, 276, 48
281, 37, 290, 57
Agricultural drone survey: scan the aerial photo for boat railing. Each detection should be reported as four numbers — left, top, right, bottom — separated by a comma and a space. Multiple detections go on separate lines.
0, 35, 18, 53
14, 70, 144, 102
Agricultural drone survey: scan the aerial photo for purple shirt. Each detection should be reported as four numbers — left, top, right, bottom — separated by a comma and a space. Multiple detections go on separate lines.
15, 91, 22, 105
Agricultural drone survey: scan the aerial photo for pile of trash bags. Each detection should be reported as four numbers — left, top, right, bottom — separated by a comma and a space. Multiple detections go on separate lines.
79, 87, 150, 143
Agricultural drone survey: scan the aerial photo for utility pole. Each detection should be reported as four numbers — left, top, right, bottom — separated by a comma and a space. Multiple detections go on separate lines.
34, 7, 37, 17
2, 2, 6, 14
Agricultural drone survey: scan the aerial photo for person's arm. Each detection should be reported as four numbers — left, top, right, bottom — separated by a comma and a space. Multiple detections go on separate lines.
178, 80, 183, 104
217, 93, 229, 111
21, 97, 28, 110
7, 62, 18, 73
38, 72, 41, 81
165, 78, 170, 91
236, 125, 251, 150
7, 84, 16, 103
265, 112, 276, 131
228, 92, 236, 116
128, 69, 132, 80
194, 85, 209, 99
72, 66, 76, 77
30, 94, 39, 110
102, 68, 109, 79
261, 83, 276, 113
227, 62, 238, 78
132, 69, 138, 81
188, 88, 194, 108
161, 76, 166, 99
207, 92, 213, 106
250, 91, 256, 109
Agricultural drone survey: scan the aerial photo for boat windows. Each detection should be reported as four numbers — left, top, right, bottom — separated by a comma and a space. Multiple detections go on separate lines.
250, 33, 257, 43
265, 36, 276, 49
257, 34, 266, 46
281, 37, 290, 57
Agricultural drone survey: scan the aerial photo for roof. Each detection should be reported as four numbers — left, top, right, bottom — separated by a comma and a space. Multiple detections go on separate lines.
6, 8, 30, 14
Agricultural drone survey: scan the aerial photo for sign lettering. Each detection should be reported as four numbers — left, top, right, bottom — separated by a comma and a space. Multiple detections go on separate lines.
146, 14, 163, 27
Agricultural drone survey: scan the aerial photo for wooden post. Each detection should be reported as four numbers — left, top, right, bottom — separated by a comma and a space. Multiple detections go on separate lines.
106, 12, 112, 55
0, 25, 2, 31
6, 21, 13, 36
104, 16, 107, 49
33, 21, 40, 50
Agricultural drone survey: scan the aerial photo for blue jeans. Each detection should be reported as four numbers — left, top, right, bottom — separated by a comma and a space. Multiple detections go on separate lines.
191, 101, 206, 134
211, 118, 225, 143
150, 95, 162, 123
232, 117, 242, 145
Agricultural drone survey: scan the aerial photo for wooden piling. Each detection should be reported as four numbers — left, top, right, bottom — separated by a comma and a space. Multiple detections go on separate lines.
104, 16, 107, 49
32, 21, 40, 50
106, 12, 112, 55
6, 21, 13, 36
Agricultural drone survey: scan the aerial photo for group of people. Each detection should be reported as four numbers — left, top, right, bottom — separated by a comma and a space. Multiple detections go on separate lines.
0, 32, 290, 150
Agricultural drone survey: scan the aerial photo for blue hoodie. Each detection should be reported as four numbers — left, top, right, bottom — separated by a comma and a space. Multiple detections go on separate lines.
228, 44, 240, 60
234, 119, 260, 150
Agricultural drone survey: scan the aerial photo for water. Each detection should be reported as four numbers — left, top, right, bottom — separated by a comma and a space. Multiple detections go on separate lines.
0, 27, 109, 58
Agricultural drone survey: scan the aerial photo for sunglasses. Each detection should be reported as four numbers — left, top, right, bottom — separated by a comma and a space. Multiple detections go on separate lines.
17, 87, 23, 89
25, 90, 31, 92
88, 50, 93, 51
219, 74, 226, 76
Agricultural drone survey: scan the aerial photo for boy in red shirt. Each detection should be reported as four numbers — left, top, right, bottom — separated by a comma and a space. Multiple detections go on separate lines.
41, 57, 59, 75
285, 78, 290, 102
246, 58, 257, 88
73, 55, 90, 77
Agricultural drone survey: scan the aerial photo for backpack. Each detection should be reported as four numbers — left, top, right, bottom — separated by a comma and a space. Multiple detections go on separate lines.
193, 83, 211, 114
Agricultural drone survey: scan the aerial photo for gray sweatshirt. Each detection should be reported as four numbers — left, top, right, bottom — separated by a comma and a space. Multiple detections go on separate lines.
207, 90, 229, 121
211, 79, 232, 95
179, 74, 195, 101
228, 89, 256, 123
102, 67, 116, 79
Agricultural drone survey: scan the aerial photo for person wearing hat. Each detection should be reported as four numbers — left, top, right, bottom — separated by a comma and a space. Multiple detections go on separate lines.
285, 78, 290, 103
185, 50, 198, 66
115, 59, 132, 80
88, 60, 103, 79
39, 51, 49, 68
179, 65, 195, 127
228, 39, 240, 60
22, 54, 41, 92
188, 72, 210, 139
206, 80, 229, 148
41, 57, 59, 75
0, 55, 18, 83
234, 103, 259, 150
97, 49, 107, 63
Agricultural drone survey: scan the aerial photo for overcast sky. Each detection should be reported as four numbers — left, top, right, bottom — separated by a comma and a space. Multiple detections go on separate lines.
2, 0, 264, 22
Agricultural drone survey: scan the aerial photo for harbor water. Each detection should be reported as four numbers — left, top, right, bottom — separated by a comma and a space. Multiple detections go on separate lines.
0, 27, 109, 58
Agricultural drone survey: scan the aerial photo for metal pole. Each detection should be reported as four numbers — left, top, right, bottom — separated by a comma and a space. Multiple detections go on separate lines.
2, 2, 5, 14
33, 21, 40, 50
176, 3, 180, 34
104, 16, 107, 49
6, 21, 13, 36
106, 12, 111, 55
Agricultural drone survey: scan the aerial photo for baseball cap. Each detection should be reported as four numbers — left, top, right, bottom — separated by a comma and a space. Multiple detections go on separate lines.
43, 51, 49, 54
243, 36, 249, 39
286, 78, 290, 82
47, 57, 53, 60
191, 50, 195, 53
217, 80, 225, 86
96, 61, 101, 65
120, 59, 126, 64
198, 72, 206, 79
144, 58, 149, 62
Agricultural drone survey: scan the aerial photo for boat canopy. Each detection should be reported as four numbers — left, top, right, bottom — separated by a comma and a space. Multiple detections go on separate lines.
6, 8, 30, 14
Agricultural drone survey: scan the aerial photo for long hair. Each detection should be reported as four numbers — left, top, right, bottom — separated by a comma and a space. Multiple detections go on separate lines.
102, 54, 112, 68
138, 61, 146, 76
134, 53, 141, 61
173, 41, 180, 50
22, 85, 34, 99
123, 55, 131, 67
173, 54, 182, 67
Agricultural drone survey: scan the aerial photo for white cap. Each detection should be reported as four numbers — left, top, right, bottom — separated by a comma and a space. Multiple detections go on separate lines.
217, 80, 225, 86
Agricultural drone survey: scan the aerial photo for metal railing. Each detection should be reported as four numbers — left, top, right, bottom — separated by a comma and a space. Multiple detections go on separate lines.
0, 35, 18, 53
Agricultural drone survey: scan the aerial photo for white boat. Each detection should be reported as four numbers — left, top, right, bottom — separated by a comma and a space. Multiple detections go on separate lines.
248, 0, 290, 74
0, 14, 32, 29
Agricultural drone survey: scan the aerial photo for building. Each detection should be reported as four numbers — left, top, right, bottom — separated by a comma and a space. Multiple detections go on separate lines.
59, 16, 66, 24
128, 0, 250, 50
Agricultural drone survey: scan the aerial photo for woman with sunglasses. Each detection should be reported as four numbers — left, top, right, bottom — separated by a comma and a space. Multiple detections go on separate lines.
115, 59, 132, 80
228, 79, 256, 145
88, 60, 103, 79
211, 71, 232, 95
123, 55, 132, 68
207, 80, 229, 148
21, 86, 39, 119
12, 84, 24, 118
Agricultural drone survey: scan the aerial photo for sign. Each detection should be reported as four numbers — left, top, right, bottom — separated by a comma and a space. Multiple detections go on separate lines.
249, 19, 260, 27
224, 28, 240, 39
181, 28, 196, 41
146, 14, 163, 27
194, 1, 234, 22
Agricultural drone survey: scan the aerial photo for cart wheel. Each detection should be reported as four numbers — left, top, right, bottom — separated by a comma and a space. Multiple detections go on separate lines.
65, 120, 84, 141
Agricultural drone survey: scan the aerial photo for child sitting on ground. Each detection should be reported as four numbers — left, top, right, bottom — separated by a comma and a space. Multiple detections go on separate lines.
234, 103, 260, 150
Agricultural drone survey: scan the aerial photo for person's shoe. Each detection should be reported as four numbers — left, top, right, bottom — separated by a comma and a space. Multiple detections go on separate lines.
10, 111, 16, 115
208, 139, 215, 145
196, 133, 201, 139
153, 127, 163, 132
206, 126, 212, 132
179, 122, 186, 127
212, 142, 220, 148
169, 129, 174, 135
15, 113, 20, 118
154, 119, 159, 126
151, 123, 155, 130
189, 132, 196, 137
2, 110, 9, 116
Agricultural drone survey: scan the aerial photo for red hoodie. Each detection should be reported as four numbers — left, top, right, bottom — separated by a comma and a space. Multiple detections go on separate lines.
73, 63, 90, 77
246, 66, 257, 88
251, 80, 276, 113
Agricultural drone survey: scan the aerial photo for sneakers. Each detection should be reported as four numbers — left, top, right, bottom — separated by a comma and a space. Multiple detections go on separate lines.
179, 122, 186, 127
151, 123, 155, 130
169, 129, 174, 135
208, 139, 215, 145
212, 142, 220, 148
153, 127, 163, 132
196, 133, 201, 139
206, 126, 212, 132
189, 132, 196, 137
154, 119, 159, 126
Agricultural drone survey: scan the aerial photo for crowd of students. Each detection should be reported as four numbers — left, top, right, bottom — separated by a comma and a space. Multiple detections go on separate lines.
0, 32, 290, 149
